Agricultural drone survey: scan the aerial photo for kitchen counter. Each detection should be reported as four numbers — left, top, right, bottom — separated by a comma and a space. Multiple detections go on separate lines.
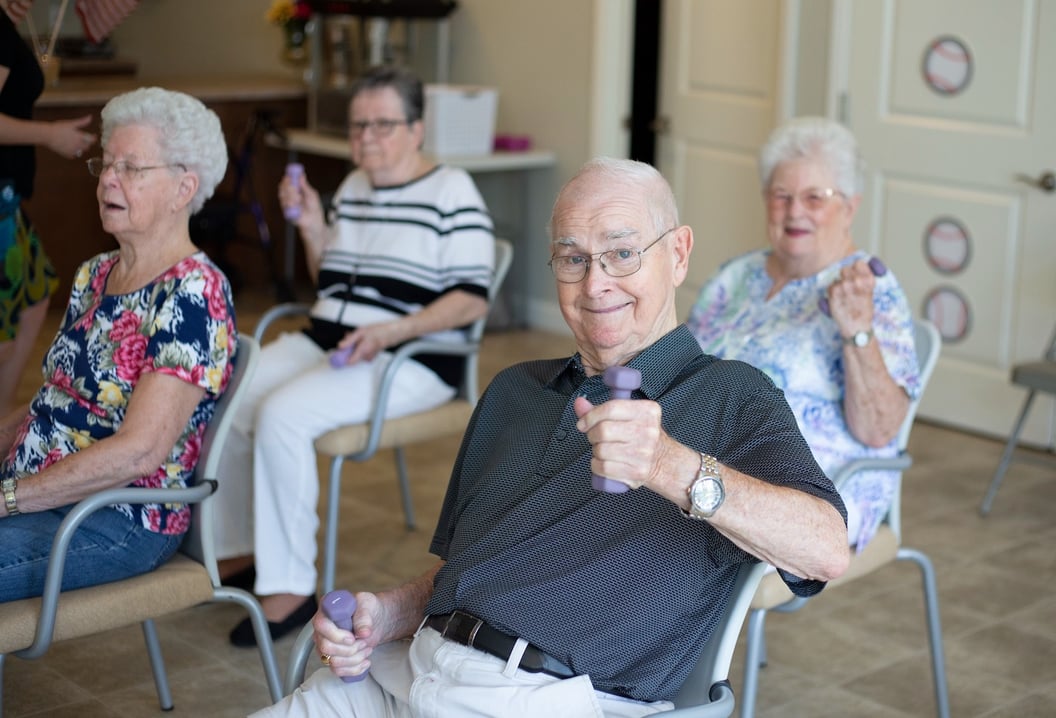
37, 74, 307, 108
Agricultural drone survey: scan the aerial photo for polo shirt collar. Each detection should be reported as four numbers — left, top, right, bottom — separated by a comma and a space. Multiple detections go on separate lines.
546, 324, 704, 399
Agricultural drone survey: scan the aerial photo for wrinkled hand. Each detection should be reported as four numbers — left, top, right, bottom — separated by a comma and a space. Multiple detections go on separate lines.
574, 395, 671, 491
48, 115, 95, 160
313, 591, 383, 681
332, 323, 403, 366
826, 259, 876, 335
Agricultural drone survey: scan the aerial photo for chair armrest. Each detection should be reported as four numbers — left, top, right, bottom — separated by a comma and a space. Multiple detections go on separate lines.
830, 452, 913, 491
20, 482, 217, 658
357, 338, 480, 458
253, 302, 312, 343
663, 681, 735, 716
284, 622, 318, 696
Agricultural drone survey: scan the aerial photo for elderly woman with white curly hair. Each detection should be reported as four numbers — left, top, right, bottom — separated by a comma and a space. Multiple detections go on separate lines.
688, 116, 920, 552
0, 86, 237, 602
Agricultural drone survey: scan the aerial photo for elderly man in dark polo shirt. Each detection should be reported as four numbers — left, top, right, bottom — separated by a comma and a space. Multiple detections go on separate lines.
256, 157, 849, 718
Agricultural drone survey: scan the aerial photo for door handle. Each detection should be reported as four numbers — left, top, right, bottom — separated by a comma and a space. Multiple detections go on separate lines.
1015, 170, 1056, 193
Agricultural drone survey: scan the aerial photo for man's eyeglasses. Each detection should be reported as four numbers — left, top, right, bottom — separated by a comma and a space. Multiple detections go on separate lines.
765, 187, 845, 212
86, 158, 185, 182
548, 228, 676, 284
348, 118, 412, 138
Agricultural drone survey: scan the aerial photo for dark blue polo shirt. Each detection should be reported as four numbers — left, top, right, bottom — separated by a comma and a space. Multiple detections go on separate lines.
426, 324, 846, 702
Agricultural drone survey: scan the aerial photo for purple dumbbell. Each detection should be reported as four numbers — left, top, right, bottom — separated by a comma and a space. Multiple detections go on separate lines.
818, 256, 887, 316
591, 365, 642, 493
320, 590, 368, 683
330, 343, 355, 368
284, 163, 305, 221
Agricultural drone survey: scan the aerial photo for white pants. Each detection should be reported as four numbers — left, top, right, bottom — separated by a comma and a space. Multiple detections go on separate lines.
212, 332, 455, 595
251, 627, 672, 718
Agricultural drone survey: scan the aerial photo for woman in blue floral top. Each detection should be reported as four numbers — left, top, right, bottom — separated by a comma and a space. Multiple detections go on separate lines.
0, 87, 236, 602
687, 117, 920, 551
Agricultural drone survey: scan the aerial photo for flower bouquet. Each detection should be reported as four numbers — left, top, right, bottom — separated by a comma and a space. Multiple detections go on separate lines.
266, 0, 312, 64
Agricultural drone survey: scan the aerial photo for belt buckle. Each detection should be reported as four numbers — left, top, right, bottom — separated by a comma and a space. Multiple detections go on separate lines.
443, 610, 484, 649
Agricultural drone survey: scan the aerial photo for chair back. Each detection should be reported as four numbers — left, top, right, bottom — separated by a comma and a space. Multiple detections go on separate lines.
461, 238, 514, 403
893, 318, 942, 450
182, 333, 261, 581
671, 562, 769, 710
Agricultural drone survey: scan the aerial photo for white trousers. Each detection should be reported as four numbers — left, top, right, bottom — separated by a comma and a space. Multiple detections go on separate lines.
251, 627, 672, 718
212, 332, 455, 595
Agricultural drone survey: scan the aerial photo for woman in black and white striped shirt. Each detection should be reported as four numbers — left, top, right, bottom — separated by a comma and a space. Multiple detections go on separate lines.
218, 65, 495, 646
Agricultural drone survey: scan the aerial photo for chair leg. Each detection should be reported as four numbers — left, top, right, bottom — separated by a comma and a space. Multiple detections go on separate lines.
981, 391, 1036, 515
322, 455, 345, 595
214, 587, 284, 703
897, 548, 950, 718
1, 653, 7, 718
739, 608, 769, 718
141, 619, 174, 711
394, 447, 417, 530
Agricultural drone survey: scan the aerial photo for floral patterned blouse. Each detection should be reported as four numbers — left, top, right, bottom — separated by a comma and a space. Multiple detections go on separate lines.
1, 251, 237, 535
686, 249, 919, 549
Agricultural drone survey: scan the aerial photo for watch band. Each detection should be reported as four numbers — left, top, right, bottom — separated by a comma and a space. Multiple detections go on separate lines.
2, 477, 19, 516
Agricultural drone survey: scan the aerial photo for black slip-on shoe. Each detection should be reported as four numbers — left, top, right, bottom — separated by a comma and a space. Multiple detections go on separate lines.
229, 595, 318, 648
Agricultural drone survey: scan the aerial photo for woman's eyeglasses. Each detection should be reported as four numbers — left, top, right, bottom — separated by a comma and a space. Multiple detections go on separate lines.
765, 187, 845, 212
348, 119, 411, 138
86, 158, 185, 182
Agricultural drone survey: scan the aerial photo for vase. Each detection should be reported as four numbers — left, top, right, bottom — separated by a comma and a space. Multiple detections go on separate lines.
283, 20, 308, 66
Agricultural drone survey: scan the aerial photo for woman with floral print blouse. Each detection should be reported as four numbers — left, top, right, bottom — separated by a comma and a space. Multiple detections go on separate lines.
0, 87, 236, 602
687, 117, 920, 552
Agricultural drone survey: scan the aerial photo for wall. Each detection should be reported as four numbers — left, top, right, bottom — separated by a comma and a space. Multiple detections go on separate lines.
109, 0, 296, 78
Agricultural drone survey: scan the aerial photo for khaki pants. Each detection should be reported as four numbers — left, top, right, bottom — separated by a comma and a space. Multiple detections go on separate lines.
253, 627, 672, 718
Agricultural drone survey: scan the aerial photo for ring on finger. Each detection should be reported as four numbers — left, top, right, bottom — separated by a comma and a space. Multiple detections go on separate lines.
320, 653, 332, 666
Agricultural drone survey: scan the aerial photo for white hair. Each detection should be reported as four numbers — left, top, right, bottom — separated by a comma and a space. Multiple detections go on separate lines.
758, 116, 864, 196
100, 87, 228, 214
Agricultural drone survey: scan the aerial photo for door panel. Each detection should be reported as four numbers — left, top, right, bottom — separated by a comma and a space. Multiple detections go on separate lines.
850, 0, 1056, 443
656, 0, 783, 317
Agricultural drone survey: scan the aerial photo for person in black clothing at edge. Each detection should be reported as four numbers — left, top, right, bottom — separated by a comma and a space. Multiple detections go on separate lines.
255, 157, 850, 718
0, 0, 96, 415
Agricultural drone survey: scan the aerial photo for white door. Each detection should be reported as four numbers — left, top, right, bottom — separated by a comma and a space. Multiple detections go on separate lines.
846, 0, 1056, 444
655, 0, 789, 318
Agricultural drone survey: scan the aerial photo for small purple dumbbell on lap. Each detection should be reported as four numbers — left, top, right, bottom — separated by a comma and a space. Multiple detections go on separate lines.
591, 365, 642, 494
330, 343, 355, 368
320, 590, 368, 683
818, 256, 887, 316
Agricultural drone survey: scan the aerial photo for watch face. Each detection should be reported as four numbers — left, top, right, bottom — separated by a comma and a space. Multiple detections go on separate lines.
691, 476, 723, 512
853, 331, 870, 347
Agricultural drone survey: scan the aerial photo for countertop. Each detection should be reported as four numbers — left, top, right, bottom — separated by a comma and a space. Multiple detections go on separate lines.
37, 74, 308, 107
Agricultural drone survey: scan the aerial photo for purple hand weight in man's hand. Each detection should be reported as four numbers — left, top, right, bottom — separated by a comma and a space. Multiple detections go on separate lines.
284, 163, 304, 221
330, 344, 355, 368
591, 365, 642, 493
320, 590, 368, 683
818, 257, 888, 316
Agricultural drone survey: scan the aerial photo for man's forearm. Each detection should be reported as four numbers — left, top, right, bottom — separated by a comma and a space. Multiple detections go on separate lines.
376, 561, 443, 643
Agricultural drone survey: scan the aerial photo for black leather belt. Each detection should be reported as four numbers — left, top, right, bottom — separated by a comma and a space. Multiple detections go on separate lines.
425, 611, 575, 679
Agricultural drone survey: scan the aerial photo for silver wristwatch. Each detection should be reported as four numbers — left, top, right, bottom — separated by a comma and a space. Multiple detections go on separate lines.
685, 453, 725, 520
843, 329, 874, 347
2, 477, 19, 516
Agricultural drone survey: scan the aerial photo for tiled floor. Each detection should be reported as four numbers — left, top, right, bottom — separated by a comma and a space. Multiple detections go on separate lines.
4, 287, 1056, 717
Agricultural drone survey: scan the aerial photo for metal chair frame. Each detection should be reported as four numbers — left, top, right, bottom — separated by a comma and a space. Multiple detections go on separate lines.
0, 335, 282, 715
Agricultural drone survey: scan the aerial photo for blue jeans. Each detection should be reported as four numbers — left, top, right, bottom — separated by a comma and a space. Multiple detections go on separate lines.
0, 505, 183, 602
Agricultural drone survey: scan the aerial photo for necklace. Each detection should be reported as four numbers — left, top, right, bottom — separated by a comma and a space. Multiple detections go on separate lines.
22, 0, 70, 82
